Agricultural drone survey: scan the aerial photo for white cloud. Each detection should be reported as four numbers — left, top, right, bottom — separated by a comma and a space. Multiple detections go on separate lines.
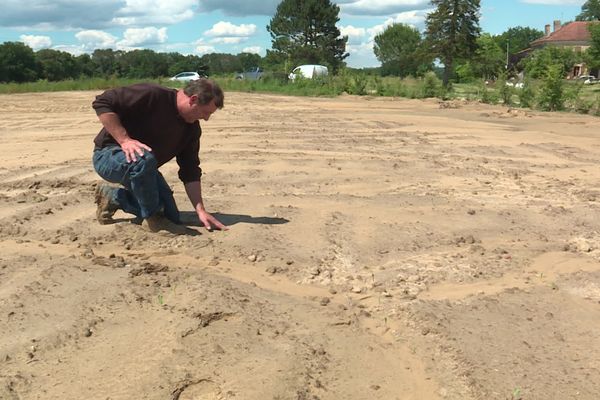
75, 30, 118, 51
210, 37, 247, 44
242, 46, 262, 54
0, 0, 198, 29
1, 0, 123, 29
195, 45, 216, 54
117, 27, 168, 47
52, 44, 86, 56
204, 21, 257, 37
198, 0, 432, 17
112, 0, 197, 26
198, 0, 280, 16
340, 25, 367, 45
346, 42, 379, 68
340, 0, 430, 16
20, 34, 52, 51
367, 10, 430, 40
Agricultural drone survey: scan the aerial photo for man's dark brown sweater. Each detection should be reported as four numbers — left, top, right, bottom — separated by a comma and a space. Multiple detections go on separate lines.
93, 83, 202, 183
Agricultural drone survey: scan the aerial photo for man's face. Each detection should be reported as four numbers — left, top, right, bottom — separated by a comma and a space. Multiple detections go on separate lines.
189, 97, 218, 122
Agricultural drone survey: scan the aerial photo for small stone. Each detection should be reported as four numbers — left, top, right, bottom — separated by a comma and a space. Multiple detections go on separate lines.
83, 328, 92, 337
467, 209, 476, 215
309, 267, 321, 276
266, 266, 278, 274
320, 297, 331, 306
328, 287, 337, 295
248, 254, 257, 262
351, 286, 362, 294
370, 385, 381, 391
213, 344, 225, 354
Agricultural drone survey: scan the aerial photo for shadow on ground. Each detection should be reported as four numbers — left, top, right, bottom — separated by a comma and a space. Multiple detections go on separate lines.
179, 211, 289, 227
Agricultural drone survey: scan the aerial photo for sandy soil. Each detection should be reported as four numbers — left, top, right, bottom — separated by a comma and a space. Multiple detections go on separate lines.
1, 90, 600, 400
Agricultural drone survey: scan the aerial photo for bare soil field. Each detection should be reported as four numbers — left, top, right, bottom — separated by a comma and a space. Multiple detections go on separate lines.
1, 90, 600, 400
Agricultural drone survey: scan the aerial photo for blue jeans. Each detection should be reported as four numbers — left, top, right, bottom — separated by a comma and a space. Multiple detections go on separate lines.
92, 146, 180, 223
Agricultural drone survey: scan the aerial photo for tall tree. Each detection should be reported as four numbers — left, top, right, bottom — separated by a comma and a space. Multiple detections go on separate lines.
36, 49, 79, 81
424, 0, 481, 86
373, 23, 429, 77
91, 49, 124, 77
118, 49, 169, 78
473, 33, 504, 79
238, 52, 262, 71
577, 0, 600, 21
585, 23, 600, 71
0, 42, 39, 83
267, 0, 348, 72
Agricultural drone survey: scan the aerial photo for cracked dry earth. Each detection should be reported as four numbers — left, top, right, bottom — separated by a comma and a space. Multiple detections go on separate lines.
1, 91, 600, 400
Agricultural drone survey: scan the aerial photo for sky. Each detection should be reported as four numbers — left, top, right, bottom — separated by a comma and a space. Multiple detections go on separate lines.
0, 0, 588, 68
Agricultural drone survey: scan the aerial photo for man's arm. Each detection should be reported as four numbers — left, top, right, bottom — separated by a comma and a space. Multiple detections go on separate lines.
184, 180, 228, 231
98, 112, 152, 163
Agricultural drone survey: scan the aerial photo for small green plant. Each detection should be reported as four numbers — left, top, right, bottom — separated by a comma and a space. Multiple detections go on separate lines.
512, 387, 522, 400
374, 76, 386, 96
537, 64, 565, 111
421, 72, 441, 98
497, 71, 513, 106
518, 78, 535, 108
592, 94, 600, 116
479, 81, 499, 104
351, 74, 369, 95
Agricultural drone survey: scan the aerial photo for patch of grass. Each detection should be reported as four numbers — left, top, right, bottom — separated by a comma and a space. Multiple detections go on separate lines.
0, 77, 174, 94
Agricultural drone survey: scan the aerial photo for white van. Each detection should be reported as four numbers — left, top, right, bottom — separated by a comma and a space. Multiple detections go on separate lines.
288, 64, 328, 80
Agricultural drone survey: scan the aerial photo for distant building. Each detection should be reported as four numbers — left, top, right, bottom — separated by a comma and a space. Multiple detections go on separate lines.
515, 20, 599, 78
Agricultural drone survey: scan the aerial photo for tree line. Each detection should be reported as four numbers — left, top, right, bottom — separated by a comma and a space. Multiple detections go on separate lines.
3, 0, 600, 85
0, 42, 263, 83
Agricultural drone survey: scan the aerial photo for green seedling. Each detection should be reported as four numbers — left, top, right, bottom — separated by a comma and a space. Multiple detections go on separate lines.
512, 387, 522, 399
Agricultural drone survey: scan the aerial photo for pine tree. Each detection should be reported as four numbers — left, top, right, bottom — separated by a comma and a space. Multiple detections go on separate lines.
577, 0, 600, 21
424, 0, 481, 86
267, 0, 348, 72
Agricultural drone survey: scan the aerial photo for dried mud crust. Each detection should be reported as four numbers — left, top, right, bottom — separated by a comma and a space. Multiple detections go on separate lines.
1, 91, 600, 399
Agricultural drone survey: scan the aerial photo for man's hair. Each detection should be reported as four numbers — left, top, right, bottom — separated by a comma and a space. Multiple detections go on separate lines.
183, 78, 224, 109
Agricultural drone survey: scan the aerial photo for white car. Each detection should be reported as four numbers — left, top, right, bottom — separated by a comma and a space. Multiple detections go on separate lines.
169, 72, 201, 82
288, 64, 328, 81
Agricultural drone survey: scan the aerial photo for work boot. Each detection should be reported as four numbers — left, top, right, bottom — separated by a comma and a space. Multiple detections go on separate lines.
143, 213, 190, 235
94, 184, 119, 224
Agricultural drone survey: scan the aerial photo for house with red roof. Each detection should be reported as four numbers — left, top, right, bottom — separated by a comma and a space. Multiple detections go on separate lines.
524, 20, 598, 78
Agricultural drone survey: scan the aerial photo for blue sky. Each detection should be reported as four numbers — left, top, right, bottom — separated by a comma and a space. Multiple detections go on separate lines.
0, 0, 587, 68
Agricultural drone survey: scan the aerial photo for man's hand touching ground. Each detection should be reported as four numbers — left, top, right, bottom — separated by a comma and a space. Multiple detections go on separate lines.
197, 209, 228, 231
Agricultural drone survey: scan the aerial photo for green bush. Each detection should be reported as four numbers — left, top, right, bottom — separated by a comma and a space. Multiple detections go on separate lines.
518, 78, 535, 108
537, 64, 565, 111
421, 72, 442, 98
496, 71, 513, 106
479, 81, 499, 104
